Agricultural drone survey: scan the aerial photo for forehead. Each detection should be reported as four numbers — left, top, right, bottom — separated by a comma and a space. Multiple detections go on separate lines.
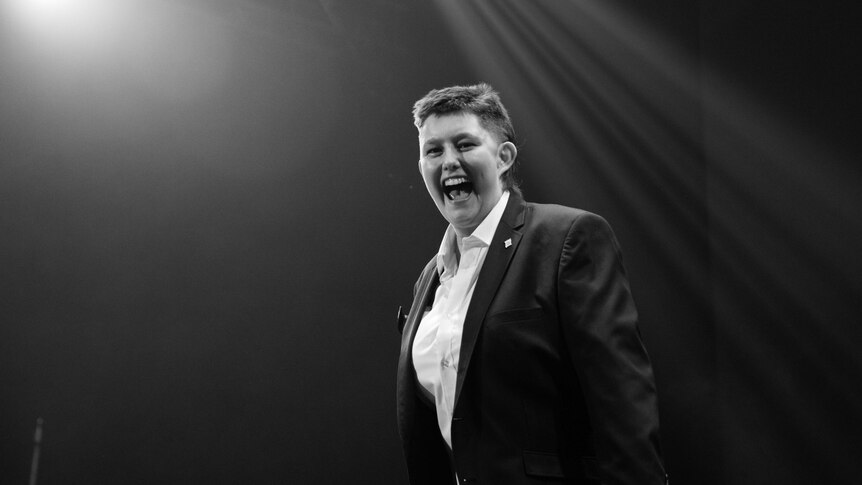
418, 112, 490, 143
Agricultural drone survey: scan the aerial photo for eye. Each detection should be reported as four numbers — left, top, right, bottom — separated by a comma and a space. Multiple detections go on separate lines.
425, 146, 442, 157
457, 141, 476, 151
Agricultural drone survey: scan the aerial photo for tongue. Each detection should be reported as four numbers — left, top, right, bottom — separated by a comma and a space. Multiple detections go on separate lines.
450, 188, 471, 201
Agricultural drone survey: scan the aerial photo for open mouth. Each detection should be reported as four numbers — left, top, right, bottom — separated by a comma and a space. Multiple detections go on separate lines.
443, 177, 474, 201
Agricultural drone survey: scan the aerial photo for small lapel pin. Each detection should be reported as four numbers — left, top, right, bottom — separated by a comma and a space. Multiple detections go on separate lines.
504, 238, 512, 248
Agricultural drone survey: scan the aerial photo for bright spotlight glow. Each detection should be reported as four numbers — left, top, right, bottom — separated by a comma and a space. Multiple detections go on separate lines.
4, 0, 234, 104
7, 0, 123, 54
12, 0, 76, 16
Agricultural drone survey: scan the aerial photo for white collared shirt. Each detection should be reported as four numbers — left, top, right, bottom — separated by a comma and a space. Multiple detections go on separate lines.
412, 191, 510, 450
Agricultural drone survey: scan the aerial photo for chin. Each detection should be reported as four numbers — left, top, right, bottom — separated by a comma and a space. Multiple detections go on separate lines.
446, 210, 478, 227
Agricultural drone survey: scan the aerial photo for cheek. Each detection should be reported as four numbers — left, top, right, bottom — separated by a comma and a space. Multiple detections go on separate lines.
471, 163, 496, 187
420, 164, 439, 187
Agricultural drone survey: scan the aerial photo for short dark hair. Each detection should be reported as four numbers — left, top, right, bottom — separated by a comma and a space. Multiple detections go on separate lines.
412, 83, 520, 195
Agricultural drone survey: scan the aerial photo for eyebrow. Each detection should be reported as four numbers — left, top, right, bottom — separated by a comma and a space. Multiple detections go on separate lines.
421, 132, 478, 147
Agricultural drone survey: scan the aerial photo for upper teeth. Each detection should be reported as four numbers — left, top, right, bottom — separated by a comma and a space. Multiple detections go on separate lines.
444, 177, 468, 187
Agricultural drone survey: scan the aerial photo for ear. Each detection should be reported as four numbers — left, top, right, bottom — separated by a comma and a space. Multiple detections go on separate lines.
497, 141, 517, 174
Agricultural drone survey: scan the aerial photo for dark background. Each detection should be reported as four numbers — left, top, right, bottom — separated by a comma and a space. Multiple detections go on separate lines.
1, 0, 859, 483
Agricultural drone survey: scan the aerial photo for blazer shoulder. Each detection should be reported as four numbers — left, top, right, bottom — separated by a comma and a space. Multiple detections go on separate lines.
525, 201, 605, 227
521, 203, 623, 252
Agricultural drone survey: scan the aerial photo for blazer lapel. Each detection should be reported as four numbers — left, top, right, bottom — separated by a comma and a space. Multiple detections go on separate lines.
454, 194, 527, 408
399, 258, 439, 352
397, 258, 440, 435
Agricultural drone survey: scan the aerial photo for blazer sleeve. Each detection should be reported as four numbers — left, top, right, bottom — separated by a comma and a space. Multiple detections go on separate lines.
557, 212, 667, 485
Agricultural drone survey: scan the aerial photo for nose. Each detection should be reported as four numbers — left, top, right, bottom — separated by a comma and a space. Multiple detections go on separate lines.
441, 147, 461, 171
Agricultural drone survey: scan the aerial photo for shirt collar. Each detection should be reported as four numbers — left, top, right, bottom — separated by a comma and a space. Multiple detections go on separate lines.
436, 191, 510, 276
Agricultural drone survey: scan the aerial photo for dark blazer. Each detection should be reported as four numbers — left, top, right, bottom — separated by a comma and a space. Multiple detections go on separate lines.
397, 194, 667, 484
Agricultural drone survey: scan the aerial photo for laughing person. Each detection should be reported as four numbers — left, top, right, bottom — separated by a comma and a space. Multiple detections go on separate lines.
396, 84, 668, 484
